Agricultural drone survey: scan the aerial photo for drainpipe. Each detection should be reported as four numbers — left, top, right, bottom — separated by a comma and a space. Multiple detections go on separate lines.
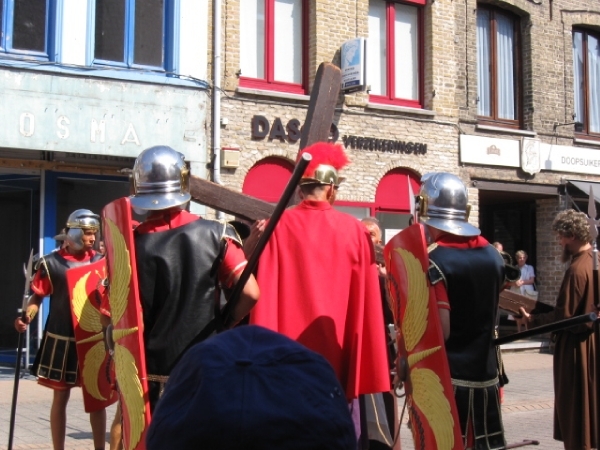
212, 0, 224, 219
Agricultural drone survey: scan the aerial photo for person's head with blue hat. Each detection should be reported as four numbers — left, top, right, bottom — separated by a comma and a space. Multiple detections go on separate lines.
146, 325, 356, 450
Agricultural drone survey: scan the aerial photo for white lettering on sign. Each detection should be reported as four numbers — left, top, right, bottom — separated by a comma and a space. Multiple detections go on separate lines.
15, 112, 145, 146
90, 119, 106, 143
121, 123, 140, 145
19, 113, 35, 137
57, 116, 70, 139
561, 156, 600, 168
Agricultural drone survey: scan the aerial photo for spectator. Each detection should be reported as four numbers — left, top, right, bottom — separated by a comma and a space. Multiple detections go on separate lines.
511, 250, 536, 297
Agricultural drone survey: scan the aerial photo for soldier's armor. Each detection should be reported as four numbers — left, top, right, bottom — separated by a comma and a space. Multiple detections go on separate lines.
135, 218, 241, 377
33, 251, 103, 383
428, 243, 506, 449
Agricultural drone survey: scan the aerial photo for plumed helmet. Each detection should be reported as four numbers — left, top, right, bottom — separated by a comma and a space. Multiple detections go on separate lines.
130, 145, 191, 211
297, 142, 349, 187
418, 172, 480, 237
64, 209, 100, 252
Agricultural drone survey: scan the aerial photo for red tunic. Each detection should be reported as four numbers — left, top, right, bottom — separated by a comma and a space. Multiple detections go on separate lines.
249, 200, 391, 400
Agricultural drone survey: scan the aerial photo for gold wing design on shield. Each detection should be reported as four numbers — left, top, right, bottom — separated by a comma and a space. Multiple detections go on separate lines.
72, 272, 108, 401
394, 247, 454, 450
105, 217, 145, 450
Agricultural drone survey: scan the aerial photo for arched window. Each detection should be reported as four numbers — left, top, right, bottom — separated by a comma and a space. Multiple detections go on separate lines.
242, 157, 294, 203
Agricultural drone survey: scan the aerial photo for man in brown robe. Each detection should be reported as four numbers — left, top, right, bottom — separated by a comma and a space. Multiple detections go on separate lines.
520, 209, 598, 450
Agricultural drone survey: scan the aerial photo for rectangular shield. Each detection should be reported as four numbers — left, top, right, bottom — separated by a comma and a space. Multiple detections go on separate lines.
67, 258, 118, 413
103, 196, 151, 450
384, 224, 464, 450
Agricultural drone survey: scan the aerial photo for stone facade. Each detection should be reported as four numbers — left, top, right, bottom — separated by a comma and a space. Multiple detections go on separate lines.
206, 0, 600, 308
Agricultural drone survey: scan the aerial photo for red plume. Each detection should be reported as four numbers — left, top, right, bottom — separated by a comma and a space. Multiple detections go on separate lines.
298, 143, 349, 178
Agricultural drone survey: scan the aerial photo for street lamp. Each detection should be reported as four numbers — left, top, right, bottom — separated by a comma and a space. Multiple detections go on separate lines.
553, 121, 584, 132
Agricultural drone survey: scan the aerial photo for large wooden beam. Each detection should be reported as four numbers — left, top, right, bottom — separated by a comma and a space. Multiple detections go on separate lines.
189, 175, 274, 222
299, 62, 342, 149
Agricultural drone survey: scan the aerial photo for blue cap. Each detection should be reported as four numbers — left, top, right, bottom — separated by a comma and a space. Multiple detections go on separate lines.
146, 325, 355, 450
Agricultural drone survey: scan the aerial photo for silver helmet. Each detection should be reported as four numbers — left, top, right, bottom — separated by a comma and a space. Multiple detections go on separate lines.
417, 172, 480, 237
64, 209, 100, 251
130, 145, 191, 211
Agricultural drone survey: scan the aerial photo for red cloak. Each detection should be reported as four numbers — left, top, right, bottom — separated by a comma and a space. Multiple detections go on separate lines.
249, 200, 391, 400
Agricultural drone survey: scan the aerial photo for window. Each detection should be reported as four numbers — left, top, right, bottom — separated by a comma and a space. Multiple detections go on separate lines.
476, 6, 521, 127
94, 0, 167, 70
367, 0, 424, 108
239, 0, 306, 94
0, 0, 52, 58
573, 29, 600, 135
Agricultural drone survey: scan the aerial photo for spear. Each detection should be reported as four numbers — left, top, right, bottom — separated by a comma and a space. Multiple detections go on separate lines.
8, 249, 34, 450
587, 186, 600, 446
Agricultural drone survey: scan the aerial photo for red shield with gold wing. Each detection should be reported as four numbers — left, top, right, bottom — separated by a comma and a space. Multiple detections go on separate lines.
103, 197, 151, 450
67, 258, 119, 413
384, 224, 463, 450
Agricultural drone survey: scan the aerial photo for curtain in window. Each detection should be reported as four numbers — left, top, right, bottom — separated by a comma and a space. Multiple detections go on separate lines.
274, 0, 302, 84
240, 0, 265, 79
588, 34, 600, 133
368, 0, 387, 96
394, 4, 418, 100
476, 10, 491, 116
496, 13, 515, 120
573, 32, 585, 125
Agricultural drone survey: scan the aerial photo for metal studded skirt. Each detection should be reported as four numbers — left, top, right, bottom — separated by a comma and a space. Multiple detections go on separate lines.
32, 332, 79, 384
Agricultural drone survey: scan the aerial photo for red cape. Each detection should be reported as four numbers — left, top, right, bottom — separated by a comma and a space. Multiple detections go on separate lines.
249, 200, 391, 400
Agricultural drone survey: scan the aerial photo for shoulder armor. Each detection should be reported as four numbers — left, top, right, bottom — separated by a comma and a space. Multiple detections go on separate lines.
428, 260, 446, 286
35, 252, 54, 271
217, 220, 243, 247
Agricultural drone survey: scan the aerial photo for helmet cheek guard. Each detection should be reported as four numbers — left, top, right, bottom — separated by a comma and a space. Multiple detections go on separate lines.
66, 228, 84, 252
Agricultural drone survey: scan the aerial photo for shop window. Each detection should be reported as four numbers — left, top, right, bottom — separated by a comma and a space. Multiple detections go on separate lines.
367, 0, 424, 108
476, 5, 521, 128
239, 0, 307, 94
94, 0, 167, 70
573, 28, 600, 136
0, 0, 52, 58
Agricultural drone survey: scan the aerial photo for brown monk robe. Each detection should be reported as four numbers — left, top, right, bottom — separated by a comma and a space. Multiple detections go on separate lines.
522, 209, 598, 450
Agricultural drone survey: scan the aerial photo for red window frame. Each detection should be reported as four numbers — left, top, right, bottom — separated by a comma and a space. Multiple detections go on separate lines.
239, 0, 308, 95
368, 0, 425, 108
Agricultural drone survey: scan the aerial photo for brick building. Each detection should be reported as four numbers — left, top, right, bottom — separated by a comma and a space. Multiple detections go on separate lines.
210, 0, 600, 310
1, 0, 599, 355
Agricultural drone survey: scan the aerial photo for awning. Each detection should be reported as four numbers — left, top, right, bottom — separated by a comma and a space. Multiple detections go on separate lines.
565, 180, 600, 204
